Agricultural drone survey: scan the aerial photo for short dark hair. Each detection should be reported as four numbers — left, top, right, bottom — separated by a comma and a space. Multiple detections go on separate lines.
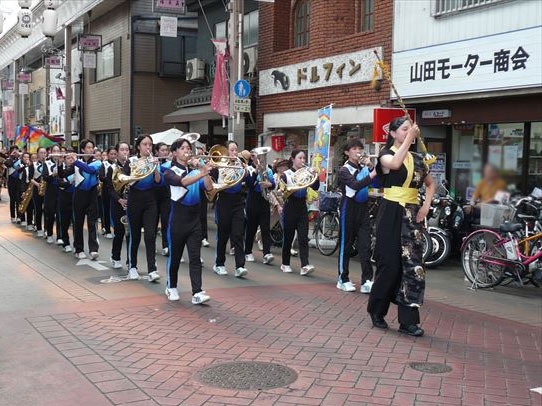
80, 139, 95, 152
106, 146, 117, 154
170, 138, 191, 153
344, 138, 364, 152
134, 135, 153, 155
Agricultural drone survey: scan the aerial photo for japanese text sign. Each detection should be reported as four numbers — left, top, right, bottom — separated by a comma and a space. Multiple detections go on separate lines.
259, 47, 382, 96
392, 26, 541, 98
78, 34, 102, 51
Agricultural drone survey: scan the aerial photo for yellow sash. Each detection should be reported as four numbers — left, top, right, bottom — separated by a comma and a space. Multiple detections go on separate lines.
383, 146, 418, 206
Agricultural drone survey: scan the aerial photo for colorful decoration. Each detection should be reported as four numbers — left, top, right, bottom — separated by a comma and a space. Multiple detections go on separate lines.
15, 125, 64, 153
271, 134, 285, 152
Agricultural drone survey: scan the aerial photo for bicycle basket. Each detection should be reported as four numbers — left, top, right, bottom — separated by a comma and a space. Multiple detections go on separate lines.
318, 191, 342, 212
480, 203, 516, 228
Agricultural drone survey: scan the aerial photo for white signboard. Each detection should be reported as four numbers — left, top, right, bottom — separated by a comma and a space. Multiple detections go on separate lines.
259, 47, 382, 96
422, 109, 451, 119
233, 97, 251, 113
392, 26, 542, 98
19, 83, 28, 95
83, 52, 97, 69
160, 16, 178, 38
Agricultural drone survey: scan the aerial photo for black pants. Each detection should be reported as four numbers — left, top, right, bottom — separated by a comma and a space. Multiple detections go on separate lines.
282, 198, 309, 267
73, 188, 99, 254
110, 198, 129, 262
338, 199, 373, 284
200, 198, 208, 240
215, 194, 245, 268
101, 189, 111, 234
167, 203, 202, 294
8, 177, 19, 219
127, 188, 157, 273
32, 193, 44, 231
58, 190, 73, 247
245, 192, 271, 255
155, 187, 170, 250
44, 187, 60, 238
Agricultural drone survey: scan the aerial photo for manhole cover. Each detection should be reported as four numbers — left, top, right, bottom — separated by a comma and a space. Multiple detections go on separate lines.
409, 362, 452, 374
197, 361, 298, 390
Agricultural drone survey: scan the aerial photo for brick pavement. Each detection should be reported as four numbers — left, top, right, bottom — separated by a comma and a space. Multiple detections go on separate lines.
26, 284, 541, 406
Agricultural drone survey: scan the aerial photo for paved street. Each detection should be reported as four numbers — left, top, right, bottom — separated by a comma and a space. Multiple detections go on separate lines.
0, 198, 540, 406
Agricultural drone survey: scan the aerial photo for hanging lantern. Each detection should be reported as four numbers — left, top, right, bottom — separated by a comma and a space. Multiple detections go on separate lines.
44, 0, 61, 9
18, 0, 32, 8
271, 134, 285, 152
17, 8, 33, 38
42, 9, 57, 38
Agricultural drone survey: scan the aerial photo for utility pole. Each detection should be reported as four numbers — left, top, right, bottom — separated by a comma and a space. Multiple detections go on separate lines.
228, 0, 245, 149
64, 24, 72, 146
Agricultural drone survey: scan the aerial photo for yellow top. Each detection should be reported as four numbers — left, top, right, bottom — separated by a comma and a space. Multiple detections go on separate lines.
382, 146, 419, 206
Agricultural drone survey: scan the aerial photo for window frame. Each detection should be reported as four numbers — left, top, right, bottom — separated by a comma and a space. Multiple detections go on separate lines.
93, 131, 119, 151
360, 0, 374, 33
92, 38, 121, 84
432, 0, 509, 17
293, 0, 310, 48
243, 10, 259, 47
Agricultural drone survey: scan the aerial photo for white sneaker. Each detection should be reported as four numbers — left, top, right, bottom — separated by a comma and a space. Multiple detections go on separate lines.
181, 256, 185, 263
161, 247, 169, 256
75, 252, 86, 259
105, 233, 113, 239
111, 258, 123, 269
337, 281, 356, 292
229, 247, 235, 256
213, 265, 227, 276
263, 253, 274, 265
16, 218, 22, 224
148, 271, 160, 283
300, 265, 315, 276
11, 218, 16, 223
245, 253, 255, 262
47, 236, 54, 244
21, 221, 27, 226
128, 268, 140, 280
192, 291, 210, 305
281, 264, 293, 273
27, 225, 34, 231
36, 230, 44, 237
165, 287, 180, 301
201, 238, 210, 247
257, 240, 263, 251
64, 246, 73, 253
56, 239, 64, 246
235, 267, 248, 278
290, 248, 298, 256
360, 280, 374, 294
89, 252, 99, 260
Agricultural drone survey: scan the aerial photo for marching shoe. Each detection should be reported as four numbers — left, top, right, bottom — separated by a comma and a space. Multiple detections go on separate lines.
370, 313, 389, 329
11, 218, 16, 223
360, 280, 374, 294
89, 252, 99, 260
235, 267, 248, 278
105, 233, 113, 239
128, 268, 140, 280
213, 265, 228, 276
161, 247, 169, 256
300, 265, 314, 276
64, 246, 73, 253
148, 271, 160, 283
111, 258, 123, 269
165, 287, 180, 301
181, 256, 185, 263
398, 324, 424, 337
47, 236, 54, 244
262, 253, 274, 265
290, 248, 298, 256
337, 281, 356, 292
192, 291, 210, 305
36, 230, 44, 237
16, 218, 22, 224
245, 253, 255, 262
280, 264, 293, 273
229, 247, 235, 256
75, 252, 87, 259
257, 240, 263, 251
56, 239, 64, 246
21, 221, 27, 226
201, 238, 210, 247
27, 225, 34, 231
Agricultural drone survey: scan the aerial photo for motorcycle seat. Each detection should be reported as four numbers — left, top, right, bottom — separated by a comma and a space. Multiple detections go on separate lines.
499, 222, 523, 233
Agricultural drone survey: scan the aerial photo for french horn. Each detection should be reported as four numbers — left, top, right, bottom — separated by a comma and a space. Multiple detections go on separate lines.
278, 165, 318, 200
112, 155, 158, 193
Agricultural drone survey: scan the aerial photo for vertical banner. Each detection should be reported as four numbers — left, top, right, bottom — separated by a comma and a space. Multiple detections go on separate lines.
2, 106, 15, 140
312, 105, 332, 191
210, 40, 229, 117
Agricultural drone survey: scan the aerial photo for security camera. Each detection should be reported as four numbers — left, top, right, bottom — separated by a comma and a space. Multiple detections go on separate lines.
55, 72, 62, 79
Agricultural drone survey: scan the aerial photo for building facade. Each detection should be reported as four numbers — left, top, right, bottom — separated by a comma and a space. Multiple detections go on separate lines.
393, 0, 542, 197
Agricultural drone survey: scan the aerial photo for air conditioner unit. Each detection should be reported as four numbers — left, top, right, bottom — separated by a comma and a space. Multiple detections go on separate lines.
186, 58, 206, 82
243, 47, 258, 76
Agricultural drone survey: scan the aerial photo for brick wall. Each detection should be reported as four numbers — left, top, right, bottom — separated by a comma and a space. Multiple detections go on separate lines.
257, 0, 393, 132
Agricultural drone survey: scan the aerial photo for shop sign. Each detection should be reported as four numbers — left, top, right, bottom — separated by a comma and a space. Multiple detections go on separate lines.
422, 109, 451, 119
1, 79, 14, 90
373, 107, 416, 143
259, 47, 382, 96
160, 16, 178, 38
392, 26, 542, 98
45, 56, 62, 69
78, 34, 102, 52
17, 72, 31, 82
154, 0, 186, 14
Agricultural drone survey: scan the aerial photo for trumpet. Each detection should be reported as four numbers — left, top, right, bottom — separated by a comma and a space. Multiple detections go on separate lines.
185, 144, 244, 169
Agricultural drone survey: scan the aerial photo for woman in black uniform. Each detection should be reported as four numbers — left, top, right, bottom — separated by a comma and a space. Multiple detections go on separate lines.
367, 117, 435, 337
42, 144, 62, 244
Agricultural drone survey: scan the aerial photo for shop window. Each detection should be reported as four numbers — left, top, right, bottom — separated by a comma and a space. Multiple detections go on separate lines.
94, 132, 119, 151
450, 124, 484, 201
487, 123, 524, 190
528, 122, 542, 192
360, 0, 374, 32
294, 0, 310, 48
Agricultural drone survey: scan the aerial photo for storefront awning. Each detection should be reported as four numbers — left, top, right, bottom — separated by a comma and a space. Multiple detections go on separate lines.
163, 104, 221, 124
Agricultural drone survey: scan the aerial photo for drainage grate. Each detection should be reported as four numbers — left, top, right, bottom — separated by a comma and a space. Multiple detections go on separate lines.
197, 361, 298, 390
409, 362, 452, 374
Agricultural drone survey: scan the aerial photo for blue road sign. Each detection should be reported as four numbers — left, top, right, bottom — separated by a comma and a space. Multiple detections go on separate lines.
234, 79, 251, 98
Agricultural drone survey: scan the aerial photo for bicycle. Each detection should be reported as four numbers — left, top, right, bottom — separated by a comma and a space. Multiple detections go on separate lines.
313, 191, 342, 256
461, 223, 542, 289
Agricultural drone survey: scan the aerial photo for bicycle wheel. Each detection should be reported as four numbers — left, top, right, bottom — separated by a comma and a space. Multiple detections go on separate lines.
270, 222, 283, 247
315, 212, 340, 256
461, 229, 506, 288
422, 229, 433, 263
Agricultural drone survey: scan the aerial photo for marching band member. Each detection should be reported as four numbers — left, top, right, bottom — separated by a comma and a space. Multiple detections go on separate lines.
125, 135, 161, 282
42, 144, 62, 244
20, 152, 34, 230
280, 149, 319, 275
212, 141, 248, 278
367, 118, 435, 337
196, 144, 210, 248
99, 147, 116, 239
107, 142, 131, 269
164, 138, 212, 303
57, 151, 75, 252
6, 146, 22, 223
66, 139, 102, 260
244, 150, 275, 265
336, 139, 377, 293
154, 142, 171, 256
28, 147, 47, 237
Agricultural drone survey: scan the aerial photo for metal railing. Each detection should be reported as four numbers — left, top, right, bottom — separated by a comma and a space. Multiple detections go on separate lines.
432, 0, 508, 17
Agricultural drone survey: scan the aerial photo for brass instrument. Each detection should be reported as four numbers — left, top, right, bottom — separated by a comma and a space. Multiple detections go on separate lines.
278, 165, 318, 200
373, 50, 436, 166
18, 181, 35, 213
202, 145, 246, 201
112, 155, 158, 193
251, 146, 272, 201
38, 179, 47, 196
189, 144, 244, 169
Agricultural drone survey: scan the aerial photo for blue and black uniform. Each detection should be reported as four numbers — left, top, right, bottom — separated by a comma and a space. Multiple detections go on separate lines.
57, 162, 75, 248
281, 169, 319, 267
6, 156, 22, 219
42, 159, 61, 240
337, 160, 375, 285
28, 160, 45, 232
244, 165, 276, 257
99, 160, 114, 235
20, 163, 33, 225
155, 159, 172, 252
164, 161, 207, 293
106, 160, 130, 264
124, 157, 160, 274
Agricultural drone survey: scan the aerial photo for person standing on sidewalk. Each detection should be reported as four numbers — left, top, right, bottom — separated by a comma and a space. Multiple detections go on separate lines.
28, 147, 47, 238
42, 144, 62, 244
57, 152, 75, 253
154, 142, 171, 257
99, 147, 117, 240
5, 146, 22, 223
367, 117, 435, 337
280, 149, 319, 276
164, 138, 212, 304
336, 139, 377, 293
196, 144, 210, 248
